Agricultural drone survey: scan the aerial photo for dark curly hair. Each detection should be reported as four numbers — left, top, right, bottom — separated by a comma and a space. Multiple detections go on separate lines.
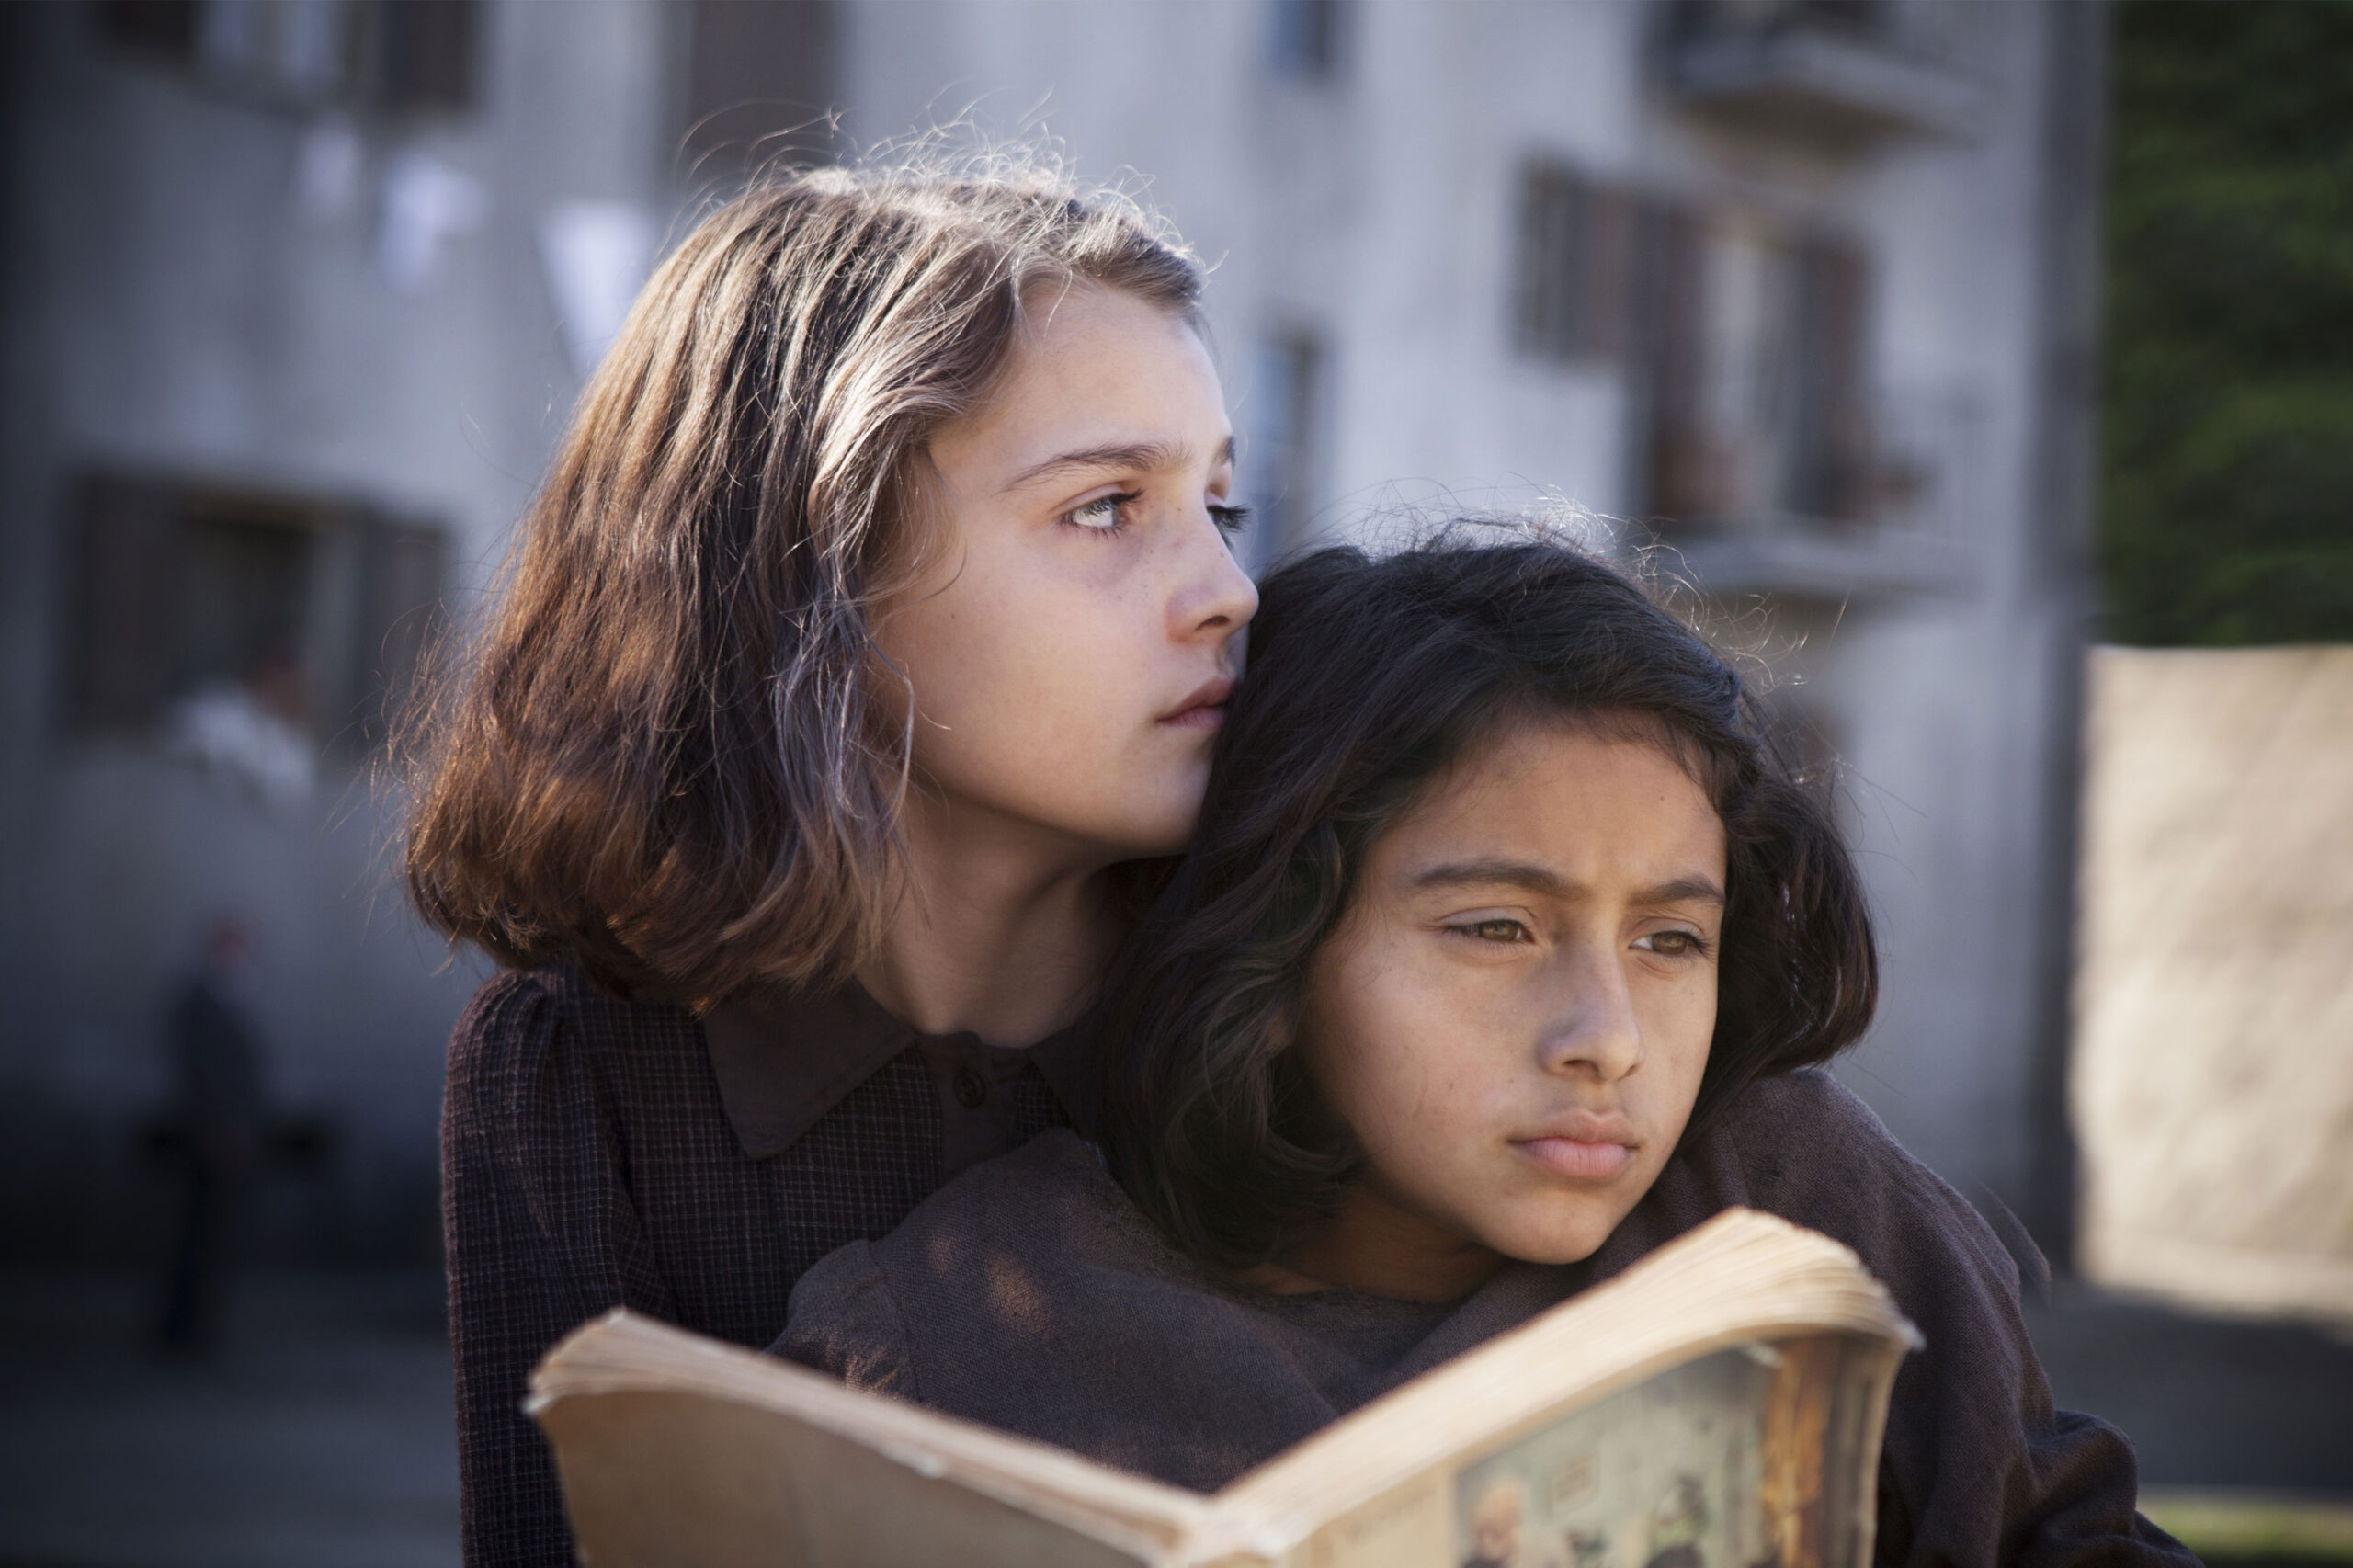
1097, 533, 1878, 1273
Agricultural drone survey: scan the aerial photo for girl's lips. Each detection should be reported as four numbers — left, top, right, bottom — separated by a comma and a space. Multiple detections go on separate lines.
1514, 1136, 1635, 1180
1162, 702, 1226, 732
1160, 676, 1233, 730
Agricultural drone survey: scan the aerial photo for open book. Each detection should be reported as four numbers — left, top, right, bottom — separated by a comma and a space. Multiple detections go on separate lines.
530, 1209, 1919, 1568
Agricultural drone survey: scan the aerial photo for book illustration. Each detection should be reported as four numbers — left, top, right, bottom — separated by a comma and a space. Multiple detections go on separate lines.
1448, 1332, 1861, 1568
1452, 1346, 1769, 1568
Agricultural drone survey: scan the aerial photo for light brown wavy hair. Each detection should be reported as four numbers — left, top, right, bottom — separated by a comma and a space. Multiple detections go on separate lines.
404, 162, 1202, 1009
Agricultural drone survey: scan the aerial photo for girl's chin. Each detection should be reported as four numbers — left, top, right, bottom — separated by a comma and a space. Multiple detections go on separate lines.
1484, 1215, 1616, 1269
1477, 1187, 1643, 1267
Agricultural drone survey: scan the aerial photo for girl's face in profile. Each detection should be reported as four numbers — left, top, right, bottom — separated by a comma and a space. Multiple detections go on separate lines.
875, 281, 1258, 863
1294, 721, 1727, 1299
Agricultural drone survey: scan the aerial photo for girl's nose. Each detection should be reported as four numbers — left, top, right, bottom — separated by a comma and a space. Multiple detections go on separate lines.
1169, 505, 1260, 640
1537, 948, 1645, 1083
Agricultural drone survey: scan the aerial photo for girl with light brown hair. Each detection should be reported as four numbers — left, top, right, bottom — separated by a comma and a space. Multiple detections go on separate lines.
406, 162, 1256, 1566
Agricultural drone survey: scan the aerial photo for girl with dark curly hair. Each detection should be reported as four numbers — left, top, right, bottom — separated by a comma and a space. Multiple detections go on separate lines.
781, 533, 2191, 1568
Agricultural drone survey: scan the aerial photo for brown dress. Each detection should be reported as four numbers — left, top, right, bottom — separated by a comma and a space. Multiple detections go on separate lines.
778, 1070, 2196, 1568
440, 963, 1089, 1567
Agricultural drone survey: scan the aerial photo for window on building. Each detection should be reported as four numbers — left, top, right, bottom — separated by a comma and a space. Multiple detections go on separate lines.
1791, 0, 1885, 33
681, 0, 838, 179
1670, 0, 1889, 42
371, 0, 478, 111
1631, 197, 1716, 519
1268, 0, 1347, 82
1631, 203, 1873, 527
1241, 328, 1329, 571
59, 474, 449, 756
178, 509, 315, 705
1787, 232, 1871, 520
98, 1, 202, 60
95, 0, 481, 115
1513, 161, 1634, 364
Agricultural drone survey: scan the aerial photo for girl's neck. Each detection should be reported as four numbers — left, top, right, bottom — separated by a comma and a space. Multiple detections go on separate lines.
1253, 1179, 1509, 1306
854, 786, 1127, 1047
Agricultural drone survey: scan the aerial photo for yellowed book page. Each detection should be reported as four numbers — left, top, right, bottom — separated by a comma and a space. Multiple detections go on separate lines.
533, 1313, 1212, 1567
542, 1389, 1156, 1568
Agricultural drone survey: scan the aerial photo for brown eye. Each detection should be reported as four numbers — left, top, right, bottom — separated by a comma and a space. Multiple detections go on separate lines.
1639, 930, 1708, 958
1455, 919, 1531, 944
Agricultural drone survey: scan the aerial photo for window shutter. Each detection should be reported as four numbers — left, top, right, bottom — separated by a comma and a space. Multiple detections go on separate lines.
1793, 232, 1870, 519
1515, 164, 1574, 361
350, 514, 448, 748
1635, 199, 1711, 519
371, 0, 478, 112
62, 476, 185, 733
96, 1, 200, 61
1579, 183, 1636, 359
683, 1, 838, 176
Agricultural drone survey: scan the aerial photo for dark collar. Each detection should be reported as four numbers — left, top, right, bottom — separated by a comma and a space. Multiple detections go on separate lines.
699, 982, 1099, 1160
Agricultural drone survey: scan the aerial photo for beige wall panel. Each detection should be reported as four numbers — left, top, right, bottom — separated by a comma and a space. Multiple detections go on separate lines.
2074, 646, 2353, 1323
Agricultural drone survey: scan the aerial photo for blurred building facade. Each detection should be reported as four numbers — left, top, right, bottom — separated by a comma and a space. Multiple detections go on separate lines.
0, 0, 2104, 1262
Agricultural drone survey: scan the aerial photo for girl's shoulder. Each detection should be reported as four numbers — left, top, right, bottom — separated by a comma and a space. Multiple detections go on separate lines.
864, 1128, 1154, 1283
451, 962, 699, 1060
1716, 1063, 1890, 1139
445, 962, 705, 1120
1714, 1068, 1950, 1196
776, 1129, 1182, 1409
1683, 1067, 2030, 1305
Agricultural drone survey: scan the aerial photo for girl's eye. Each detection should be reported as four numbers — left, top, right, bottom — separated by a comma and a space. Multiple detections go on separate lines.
1209, 503, 1252, 538
1450, 918, 1532, 945
1636, 929, 1711, 959
1063, 492, 1140, 531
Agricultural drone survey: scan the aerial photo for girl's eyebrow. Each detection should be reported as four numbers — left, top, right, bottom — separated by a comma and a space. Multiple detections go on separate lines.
1000, 434, 1235, 494
1409, 859, 1725, 908
1637, 875, 1727, 908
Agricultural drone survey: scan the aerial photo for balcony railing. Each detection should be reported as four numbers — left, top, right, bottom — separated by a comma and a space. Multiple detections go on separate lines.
1643, 385, 1984, 601
1661, 0, 1982, 147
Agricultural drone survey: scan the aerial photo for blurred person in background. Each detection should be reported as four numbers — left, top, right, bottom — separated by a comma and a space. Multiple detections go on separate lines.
154, 914, 273, 1351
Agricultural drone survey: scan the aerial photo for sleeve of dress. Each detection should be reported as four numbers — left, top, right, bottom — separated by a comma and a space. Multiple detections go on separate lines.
442, 971, 678, 1568
769, 1238, 920, 1402
1714, 1072, 2199, 1568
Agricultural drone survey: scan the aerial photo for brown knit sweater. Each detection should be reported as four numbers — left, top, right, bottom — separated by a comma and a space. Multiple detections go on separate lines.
778, 1070, 2196, 1568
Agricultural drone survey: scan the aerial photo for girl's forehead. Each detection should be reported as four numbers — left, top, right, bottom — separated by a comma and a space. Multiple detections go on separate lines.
1371, 722, 1728, 881
1415, 714, 1710, 816
934, 287, 1225, 481
1008, 278, 1205, 369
